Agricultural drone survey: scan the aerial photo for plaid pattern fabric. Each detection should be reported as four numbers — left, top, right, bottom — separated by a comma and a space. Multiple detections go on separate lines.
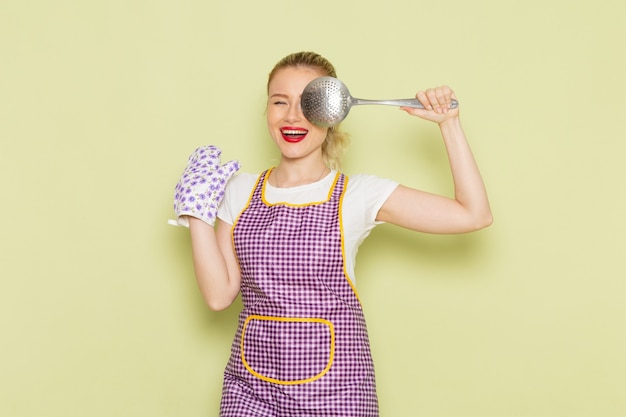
221, 170, 378, 417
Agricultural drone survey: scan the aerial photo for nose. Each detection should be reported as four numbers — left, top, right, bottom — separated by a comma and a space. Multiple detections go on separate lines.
285, 101, 303, 122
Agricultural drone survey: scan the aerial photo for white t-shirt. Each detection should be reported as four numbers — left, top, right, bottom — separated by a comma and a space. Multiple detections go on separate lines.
217, 170, 399, 286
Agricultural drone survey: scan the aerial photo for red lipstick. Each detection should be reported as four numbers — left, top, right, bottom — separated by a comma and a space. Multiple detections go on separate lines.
280, 127, 308, 143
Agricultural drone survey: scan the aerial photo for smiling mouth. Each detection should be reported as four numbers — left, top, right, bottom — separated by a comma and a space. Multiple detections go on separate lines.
281, 128, 308, 142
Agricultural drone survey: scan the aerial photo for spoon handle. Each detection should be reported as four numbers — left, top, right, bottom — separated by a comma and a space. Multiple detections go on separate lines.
353, 97, 458, 109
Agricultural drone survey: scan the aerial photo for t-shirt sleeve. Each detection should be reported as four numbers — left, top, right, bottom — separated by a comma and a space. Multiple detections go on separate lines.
339, 173, 399, 283
217, 173, 258, 225
350, 174, 399, 226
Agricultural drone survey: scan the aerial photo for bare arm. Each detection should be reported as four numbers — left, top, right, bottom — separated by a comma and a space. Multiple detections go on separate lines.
376, 87, 493, 233
188, 217, 241, 310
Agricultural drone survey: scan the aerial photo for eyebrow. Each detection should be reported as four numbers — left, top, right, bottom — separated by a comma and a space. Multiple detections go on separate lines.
269, 93, 289, 99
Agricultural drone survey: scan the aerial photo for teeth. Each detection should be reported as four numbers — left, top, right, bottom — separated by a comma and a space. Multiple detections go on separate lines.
282, 129, 307, 135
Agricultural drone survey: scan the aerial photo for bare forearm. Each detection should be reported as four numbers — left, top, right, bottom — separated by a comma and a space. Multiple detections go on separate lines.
439, 118, 492, 228
188, 218, 240, 310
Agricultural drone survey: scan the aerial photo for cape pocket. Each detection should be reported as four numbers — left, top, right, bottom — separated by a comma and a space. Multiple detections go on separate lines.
241, 315, 335, 385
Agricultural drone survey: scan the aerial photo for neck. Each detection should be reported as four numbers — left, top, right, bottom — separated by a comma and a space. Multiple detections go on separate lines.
270, 164, 329, 188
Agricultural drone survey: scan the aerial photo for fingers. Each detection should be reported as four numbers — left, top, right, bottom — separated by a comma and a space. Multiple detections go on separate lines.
416, 86, 456, 114
189, 145, 221, 162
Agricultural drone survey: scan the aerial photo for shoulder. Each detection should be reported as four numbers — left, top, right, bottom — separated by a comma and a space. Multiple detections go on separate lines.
226, 171, 261, 193
344, 173, 399, 196
343, 173, 399, 224
218, 172, 262, 225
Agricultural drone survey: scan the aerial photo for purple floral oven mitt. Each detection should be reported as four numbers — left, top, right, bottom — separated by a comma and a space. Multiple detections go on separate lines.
172, 145, 240, 227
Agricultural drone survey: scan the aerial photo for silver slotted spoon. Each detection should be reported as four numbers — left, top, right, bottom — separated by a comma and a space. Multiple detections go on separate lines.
301, 76, 459, 127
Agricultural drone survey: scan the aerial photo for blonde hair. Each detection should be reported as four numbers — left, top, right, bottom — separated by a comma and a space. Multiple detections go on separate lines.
267, 51, 350, 171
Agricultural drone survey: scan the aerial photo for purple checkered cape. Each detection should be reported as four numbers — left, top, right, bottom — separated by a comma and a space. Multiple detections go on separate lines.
220, 170, 379, 417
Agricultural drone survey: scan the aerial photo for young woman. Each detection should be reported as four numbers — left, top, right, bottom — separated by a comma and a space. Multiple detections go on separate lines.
173, 51, 492, 417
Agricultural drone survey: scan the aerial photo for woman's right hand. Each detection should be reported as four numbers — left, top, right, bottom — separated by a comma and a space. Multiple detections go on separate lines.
173, 145, 240, 227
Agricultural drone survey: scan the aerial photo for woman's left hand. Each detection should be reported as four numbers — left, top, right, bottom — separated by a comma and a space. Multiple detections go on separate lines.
400, 85, 459, 124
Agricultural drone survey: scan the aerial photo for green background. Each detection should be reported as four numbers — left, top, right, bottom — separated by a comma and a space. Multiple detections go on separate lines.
1, 0, 624, 416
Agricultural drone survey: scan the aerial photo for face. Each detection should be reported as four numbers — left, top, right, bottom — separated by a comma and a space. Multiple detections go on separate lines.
266, 66, 329, 163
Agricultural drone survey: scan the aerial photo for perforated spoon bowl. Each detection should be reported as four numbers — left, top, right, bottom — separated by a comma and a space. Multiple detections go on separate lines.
301, 76, 458, 127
